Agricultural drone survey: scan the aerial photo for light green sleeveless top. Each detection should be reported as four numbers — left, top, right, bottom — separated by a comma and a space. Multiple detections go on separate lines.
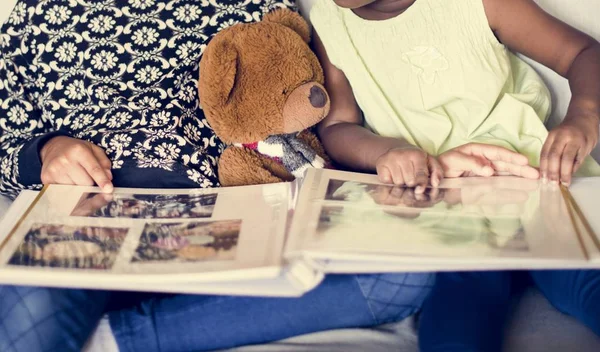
310, 0, 600, 175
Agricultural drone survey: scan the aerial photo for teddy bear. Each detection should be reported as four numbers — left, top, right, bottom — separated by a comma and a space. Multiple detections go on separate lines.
198, 9, 331, 187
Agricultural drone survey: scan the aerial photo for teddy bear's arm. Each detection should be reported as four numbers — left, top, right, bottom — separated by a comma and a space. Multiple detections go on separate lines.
218, 146, 295, 187
297, 130, 331, 163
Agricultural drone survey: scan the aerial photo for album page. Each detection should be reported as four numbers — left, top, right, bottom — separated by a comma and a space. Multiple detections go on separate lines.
285, 169, 592, 271
0, 182, 292, 290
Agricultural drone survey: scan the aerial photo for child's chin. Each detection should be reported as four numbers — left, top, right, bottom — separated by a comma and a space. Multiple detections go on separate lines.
333, 0, 375, 9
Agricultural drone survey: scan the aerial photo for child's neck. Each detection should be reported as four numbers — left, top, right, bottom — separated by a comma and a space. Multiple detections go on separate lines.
352, 0, 417, 21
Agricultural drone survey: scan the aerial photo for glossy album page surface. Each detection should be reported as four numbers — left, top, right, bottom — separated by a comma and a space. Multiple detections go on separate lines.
286, 169, 591, 271
0, 183, 291, 290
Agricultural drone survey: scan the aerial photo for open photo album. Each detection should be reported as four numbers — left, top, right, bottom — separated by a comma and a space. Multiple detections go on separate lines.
0, 168, 599, 297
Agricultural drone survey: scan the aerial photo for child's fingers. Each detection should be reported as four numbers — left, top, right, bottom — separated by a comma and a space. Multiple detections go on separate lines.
573, 150, 585, 174
427, 156, 443, 188
377, 162, 405, 186
540, 135, 566, 183
539, 134, 555, 180
391, 167, 405, 186
376, 165, 393, 184
546, 142, 566, 183
400, 160, 416, 187
559, 145, 580, 185
410, 157, 429, 193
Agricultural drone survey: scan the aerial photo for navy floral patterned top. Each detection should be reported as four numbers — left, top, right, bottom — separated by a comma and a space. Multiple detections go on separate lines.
0, 0, 295, 199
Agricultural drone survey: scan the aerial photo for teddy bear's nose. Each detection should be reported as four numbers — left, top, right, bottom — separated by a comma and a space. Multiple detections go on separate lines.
309, 85, 327, 108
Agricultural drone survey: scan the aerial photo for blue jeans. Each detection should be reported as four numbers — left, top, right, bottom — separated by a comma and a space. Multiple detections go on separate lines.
418, 270, 600, 352
0, 273, 433, 352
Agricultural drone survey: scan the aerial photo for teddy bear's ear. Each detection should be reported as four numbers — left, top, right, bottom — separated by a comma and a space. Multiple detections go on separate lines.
263, 9, 311, 43
199, 38, 238, 105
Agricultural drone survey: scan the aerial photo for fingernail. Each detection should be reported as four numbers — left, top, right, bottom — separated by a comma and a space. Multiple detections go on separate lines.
103, 184, 114, 193
415, 186, 425, 194
561, 181, 570, 187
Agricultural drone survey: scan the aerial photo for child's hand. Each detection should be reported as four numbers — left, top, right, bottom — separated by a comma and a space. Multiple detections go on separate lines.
40, 136, 114, 192
375, 146, 443, 193
540, 116, 599, 185
439, 143, 540, 179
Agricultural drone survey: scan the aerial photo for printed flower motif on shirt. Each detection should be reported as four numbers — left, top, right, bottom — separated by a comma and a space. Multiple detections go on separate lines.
401, 46, 449, 85
65, 80, 87, 100
184, 124, 200, 142
130, 0, 156, 10
89, 15, 117, 34
149, 111, 172, 127
71, 113, 95, 130
156, 142, 181, 160
55, 42, 78, 63
45, 5, 72, 26
174, 4, 203, 24
7, 105, 27, 126
0, 0, 295, 198
92, 51, 119, 71
135, 65, 162, 84
8, 3, 27, 26
217, 19, 240, 32
132, 27, 160, 47
176, 41, 202, 61
106, 111, 132, 129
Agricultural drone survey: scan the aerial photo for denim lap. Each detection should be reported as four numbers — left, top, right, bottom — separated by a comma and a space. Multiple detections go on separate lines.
355, 272, 435, 324
0, 285, 111, 352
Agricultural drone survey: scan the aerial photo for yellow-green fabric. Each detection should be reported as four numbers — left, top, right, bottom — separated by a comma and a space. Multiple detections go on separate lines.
310, 0, 600, 176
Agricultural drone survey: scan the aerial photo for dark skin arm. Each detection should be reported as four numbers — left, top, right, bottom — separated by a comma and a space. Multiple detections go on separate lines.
483, 0, 600, 185
314, 31, 537, 191
313, 32, 443, 192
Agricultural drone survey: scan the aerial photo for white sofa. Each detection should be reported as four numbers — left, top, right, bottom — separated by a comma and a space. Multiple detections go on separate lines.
2, 1, 600, 351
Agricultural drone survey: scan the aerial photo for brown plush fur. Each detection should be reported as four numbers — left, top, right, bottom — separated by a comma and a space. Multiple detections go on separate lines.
199, 9, 331, 186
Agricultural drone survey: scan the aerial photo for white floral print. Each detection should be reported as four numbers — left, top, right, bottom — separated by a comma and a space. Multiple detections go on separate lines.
132, 27, 159, 47
0, 0, 296, 198
7, 105, 27, 125
89, 15, 116, 34
130, 0, 156, 10
71, 114, 94, 130
55, 42, 78, 63
8, 3, 26, 26
150, 111, 171, 127
174, 4, 202, 24
107, 112, 132, 128
65, 80, 86, 100
45, 5, 72, 26
135, 65, 162, 84
92, 51, 119, 71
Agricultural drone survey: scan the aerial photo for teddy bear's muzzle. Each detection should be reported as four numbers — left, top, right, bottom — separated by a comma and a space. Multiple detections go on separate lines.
282, 82, 331, 134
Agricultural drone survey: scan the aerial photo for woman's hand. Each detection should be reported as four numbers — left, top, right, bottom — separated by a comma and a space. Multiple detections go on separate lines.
439, 143, 540, 179
40, 136, 114, 192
